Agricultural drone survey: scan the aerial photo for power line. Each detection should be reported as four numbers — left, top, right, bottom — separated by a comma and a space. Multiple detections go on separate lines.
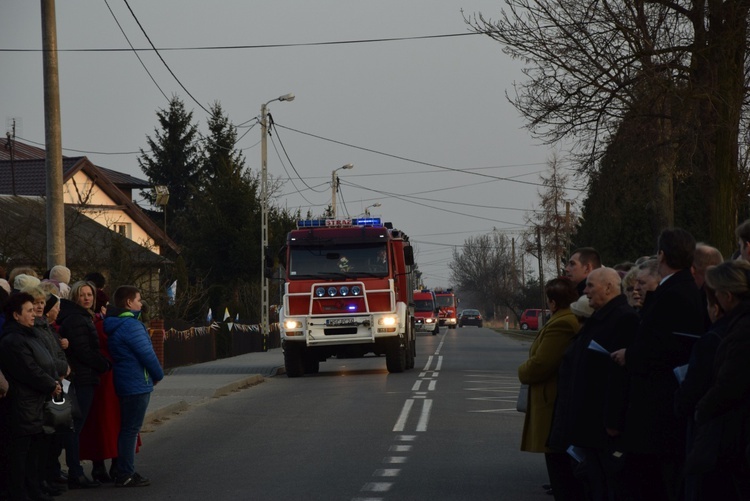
104, 0, 169, 102
122, 0, 210, 114
273, 122, 584, 191
0, 32, 482, 52
268, 134, 316, 206
270, 118, 327, 194
16, 135, 139, 155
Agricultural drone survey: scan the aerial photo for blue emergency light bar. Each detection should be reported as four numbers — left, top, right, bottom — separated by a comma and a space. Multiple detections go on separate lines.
296, 218, 382, 228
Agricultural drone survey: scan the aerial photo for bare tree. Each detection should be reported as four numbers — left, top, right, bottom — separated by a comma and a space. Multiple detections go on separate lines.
466, 0, 750, 253
449, 232, 519, 319
524, 155, 576, 275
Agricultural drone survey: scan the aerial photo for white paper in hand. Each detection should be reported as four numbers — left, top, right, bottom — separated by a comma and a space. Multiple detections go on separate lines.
587, 339, 610, 355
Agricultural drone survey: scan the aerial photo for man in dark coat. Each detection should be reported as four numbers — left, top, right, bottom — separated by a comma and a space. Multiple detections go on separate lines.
611, 228, 704, 501
549, 268, 638, 500
565, 247, 602, 297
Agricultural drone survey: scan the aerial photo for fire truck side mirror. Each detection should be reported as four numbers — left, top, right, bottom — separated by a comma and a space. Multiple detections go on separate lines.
403, 246, 414, 266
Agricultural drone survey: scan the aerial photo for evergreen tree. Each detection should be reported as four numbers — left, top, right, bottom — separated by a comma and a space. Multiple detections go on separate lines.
138, 96, 203, 244
186, 103, 256, 319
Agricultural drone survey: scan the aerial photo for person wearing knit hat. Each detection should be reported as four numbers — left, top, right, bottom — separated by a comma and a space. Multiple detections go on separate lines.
570, 294, 595, 319
49, 266, 72, 299
13, 274, 41, 292
49, 265, 71, 285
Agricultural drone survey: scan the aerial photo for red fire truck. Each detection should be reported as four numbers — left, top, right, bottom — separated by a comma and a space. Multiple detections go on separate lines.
279, 217, 417, 377
435, 289, 458, 329
413, 289, 440, 335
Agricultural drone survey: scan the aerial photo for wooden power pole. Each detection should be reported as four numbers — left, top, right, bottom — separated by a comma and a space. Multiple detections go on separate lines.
41, 0, 66, 268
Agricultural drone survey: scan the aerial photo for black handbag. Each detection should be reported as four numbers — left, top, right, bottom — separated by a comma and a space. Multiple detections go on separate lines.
43, 391, 73, 434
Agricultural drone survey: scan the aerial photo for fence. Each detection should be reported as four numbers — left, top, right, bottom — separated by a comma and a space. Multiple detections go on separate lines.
149, 319, 281, 371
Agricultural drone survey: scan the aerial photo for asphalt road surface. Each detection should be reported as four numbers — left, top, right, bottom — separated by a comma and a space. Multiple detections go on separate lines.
65, 327, 552, 501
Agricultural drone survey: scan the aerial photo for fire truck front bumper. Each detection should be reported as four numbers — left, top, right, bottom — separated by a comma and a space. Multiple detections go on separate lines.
281, 313, 403, 346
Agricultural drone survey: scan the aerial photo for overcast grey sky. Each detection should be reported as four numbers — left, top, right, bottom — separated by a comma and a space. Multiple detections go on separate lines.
1, 0, 582, 288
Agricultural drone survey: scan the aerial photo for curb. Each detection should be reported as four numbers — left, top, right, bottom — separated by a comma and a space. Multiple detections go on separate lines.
211, 374, 265, 398
145, 400, 190, 424
143, 372, 280, 426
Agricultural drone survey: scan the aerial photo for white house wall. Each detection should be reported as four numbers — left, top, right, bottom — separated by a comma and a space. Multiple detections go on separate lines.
63, 171, 160, 254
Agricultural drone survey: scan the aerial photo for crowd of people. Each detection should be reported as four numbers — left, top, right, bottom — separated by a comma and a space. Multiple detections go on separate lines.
0, 266, 163, 501
519, 225, 750, 501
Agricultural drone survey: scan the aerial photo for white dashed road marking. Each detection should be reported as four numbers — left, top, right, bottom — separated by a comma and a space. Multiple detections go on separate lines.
354, 331, 448, 500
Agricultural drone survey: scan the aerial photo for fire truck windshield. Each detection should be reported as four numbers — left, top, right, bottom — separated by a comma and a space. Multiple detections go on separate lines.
415, 300, 436, 312
289, 243, 389, 279
435, 296, 454, 307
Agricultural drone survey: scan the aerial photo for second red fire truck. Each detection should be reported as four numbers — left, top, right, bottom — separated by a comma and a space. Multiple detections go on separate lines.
435, 289, 458, 329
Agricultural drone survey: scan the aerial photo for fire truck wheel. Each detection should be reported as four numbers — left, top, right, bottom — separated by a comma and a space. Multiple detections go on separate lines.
284, 346, 305, 378
449, 324, 457, 330
386, 338, 407, 373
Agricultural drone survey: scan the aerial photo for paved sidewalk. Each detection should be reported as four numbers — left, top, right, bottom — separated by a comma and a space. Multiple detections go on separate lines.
144, 348, 285, 425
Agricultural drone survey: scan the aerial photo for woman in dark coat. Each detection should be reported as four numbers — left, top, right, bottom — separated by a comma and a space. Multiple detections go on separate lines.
693, 261, 750, 499
58, 281, 110, 489
0, 292, 61, 501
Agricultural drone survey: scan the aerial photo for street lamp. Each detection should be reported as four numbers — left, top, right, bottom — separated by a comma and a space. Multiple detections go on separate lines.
364, 202, 381, 216
154, 185, 169, 235
261, 92, 294, 339
331, 163, 353, 218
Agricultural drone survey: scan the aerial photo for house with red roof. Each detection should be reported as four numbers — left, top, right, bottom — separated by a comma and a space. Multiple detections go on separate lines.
0, 137, 177, 256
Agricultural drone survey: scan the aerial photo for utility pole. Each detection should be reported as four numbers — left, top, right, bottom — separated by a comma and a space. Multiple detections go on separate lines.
260, 93, 294, 338
6, 121, 16, 196
537, 226, 546, 328
565, 201, 571, 271
41, 0, 65, 268
511, 237, 517, 288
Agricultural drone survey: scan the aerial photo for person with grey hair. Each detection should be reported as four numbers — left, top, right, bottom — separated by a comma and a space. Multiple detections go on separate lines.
692, 243, 723, 330
549, 268, 638, 499
611, 228, 704, 501
692, 244, 724, 289
690, 260, 750, 498
631, 259, 661, 310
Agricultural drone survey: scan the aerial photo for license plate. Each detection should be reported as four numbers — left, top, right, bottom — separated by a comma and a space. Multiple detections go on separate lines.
326, 318, 360, 327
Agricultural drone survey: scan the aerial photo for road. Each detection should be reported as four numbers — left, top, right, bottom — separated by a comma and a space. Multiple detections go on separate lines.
66, 327, 551, 501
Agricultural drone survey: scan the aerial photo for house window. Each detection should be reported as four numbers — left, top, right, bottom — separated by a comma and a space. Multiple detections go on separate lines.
114, 223, 132, 239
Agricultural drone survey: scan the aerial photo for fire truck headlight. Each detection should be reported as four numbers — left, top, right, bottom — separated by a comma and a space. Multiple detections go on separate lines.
284, 319, 303, 330
425, 318, 435, 324
315, 287, 325, 297
378, 316, 397, 326
351, 286, 361, 296
340, 286, 349, 296
327, 287, 338, 297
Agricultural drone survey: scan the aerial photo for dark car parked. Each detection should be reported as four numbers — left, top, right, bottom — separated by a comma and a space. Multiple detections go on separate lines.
459, 309, 483, 328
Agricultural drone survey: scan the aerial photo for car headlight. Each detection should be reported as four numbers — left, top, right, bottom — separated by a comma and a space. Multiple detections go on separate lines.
425, 318, 434, 324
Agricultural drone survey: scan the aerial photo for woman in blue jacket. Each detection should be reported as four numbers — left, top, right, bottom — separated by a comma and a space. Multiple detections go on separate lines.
104, 285, 163, 488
